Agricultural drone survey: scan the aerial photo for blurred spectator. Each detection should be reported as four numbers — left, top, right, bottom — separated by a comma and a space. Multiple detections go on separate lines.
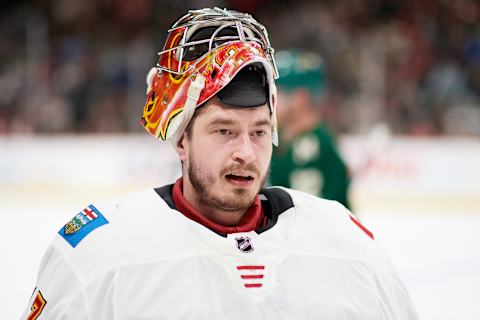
269, 50, 351, 208
1, 0, 480, 136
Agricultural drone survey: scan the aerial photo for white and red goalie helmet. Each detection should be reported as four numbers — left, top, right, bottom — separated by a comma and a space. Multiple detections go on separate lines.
140, 7, 279, 145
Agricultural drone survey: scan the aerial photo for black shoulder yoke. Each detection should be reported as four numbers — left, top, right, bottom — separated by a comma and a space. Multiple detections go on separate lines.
154, 184, 175, 209
153, 185, 294, 235
256, 187, 294, 234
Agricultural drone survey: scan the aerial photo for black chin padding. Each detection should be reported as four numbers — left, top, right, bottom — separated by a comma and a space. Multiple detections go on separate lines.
217, 66, 268, 107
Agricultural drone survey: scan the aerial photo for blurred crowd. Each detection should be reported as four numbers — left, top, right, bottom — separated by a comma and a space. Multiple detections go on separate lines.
1, 0, 480, 135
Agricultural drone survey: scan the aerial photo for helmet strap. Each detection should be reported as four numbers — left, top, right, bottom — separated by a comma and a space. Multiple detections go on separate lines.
168, 74, 206, 145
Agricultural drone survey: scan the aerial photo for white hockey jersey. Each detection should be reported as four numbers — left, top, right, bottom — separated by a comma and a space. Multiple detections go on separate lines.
21, 185, 418, 319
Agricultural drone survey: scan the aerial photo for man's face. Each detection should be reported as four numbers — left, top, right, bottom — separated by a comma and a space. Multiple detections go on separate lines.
179, 97, 273, 214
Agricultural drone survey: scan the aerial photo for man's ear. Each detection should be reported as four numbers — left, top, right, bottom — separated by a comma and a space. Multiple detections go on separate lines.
176, 134, 187, 162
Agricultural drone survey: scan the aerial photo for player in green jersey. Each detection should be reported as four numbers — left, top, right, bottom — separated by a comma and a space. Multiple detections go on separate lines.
269, 50, 350, 208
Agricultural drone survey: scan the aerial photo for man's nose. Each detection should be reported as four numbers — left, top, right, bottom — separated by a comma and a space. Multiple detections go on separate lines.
232, 133, 255, 164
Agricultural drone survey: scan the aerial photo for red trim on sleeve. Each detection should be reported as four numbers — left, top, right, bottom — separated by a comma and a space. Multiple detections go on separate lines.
349, 215, 374, 240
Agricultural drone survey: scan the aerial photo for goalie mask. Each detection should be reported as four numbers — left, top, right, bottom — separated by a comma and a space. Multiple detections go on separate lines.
140, 7, 279, 145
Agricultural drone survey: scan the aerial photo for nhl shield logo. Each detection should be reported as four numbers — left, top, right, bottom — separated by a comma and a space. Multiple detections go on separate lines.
235, 236, 254, 253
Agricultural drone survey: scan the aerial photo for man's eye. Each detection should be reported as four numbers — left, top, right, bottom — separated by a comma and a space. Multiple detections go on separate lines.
255, 130, 266, 137
218, 129, 230, 135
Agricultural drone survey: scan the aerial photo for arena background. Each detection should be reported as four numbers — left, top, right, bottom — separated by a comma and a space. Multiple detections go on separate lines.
1, 0, 480, 319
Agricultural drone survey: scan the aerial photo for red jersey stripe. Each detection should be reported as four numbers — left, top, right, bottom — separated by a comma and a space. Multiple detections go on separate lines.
237, 265, 265, 270
349, 215, 374, 240
241, 275, 264, 279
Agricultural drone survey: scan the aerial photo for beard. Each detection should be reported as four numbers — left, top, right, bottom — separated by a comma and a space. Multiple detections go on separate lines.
187, 157, 268, 212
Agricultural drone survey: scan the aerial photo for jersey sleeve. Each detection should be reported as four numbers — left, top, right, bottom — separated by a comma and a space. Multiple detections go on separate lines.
342, 206, 418, 319
374, 260, 419, 320
21, 201, 118, 319
20, 241, 91, 320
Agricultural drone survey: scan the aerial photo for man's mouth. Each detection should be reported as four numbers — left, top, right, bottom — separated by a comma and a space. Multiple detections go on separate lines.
225, 174, 254, 182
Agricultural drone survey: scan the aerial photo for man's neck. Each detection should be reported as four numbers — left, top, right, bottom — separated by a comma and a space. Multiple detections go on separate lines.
187, 190, 246, 226
181, 179, 244, 225
171, 178, 263, 234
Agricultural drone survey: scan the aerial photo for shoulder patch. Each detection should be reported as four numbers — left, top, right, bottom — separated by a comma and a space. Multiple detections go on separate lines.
58, 204, 109, 247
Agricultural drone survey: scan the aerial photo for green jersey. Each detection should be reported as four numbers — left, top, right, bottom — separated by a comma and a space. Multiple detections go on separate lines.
270, 125, 350, 208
